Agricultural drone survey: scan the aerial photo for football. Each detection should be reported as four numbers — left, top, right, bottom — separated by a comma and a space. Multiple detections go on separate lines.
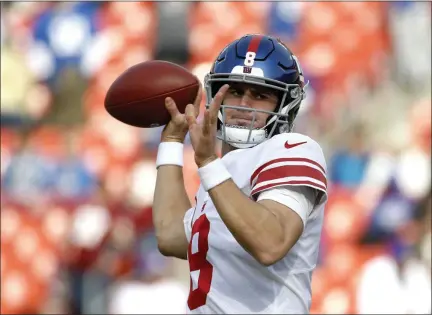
104, 60, 200, 128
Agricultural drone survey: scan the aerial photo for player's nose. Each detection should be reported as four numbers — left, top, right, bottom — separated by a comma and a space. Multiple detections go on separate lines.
238, 93, 253, 108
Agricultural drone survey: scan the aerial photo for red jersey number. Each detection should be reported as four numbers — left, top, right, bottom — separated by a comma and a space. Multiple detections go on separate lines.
187, 214, 213, 310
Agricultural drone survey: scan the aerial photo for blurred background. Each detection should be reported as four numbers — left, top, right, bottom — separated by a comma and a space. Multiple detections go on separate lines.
0, 1, 431, 314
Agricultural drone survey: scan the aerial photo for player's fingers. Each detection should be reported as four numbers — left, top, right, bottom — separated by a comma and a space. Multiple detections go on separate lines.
202, 110, 212, 135
185, 103, 197, 127
165, 97, 180, 118
193, 82, 203, 117
210, 84, 229, 123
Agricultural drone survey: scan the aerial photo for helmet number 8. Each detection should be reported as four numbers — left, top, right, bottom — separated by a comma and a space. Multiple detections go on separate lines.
244, 51, 256, 67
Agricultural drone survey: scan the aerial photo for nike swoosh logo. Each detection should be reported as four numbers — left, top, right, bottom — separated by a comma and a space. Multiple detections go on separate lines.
285, 140, 307, 149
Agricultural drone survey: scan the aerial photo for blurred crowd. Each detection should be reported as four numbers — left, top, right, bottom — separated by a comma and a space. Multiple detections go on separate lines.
1, 2, 431, 314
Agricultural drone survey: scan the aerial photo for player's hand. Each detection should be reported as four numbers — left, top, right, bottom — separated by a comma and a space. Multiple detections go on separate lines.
161, 83, 203, 143
185, 84, 230, 168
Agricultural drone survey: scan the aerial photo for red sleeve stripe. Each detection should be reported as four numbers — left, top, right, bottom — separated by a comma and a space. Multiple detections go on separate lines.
251, 180, 327, 197
253, 164, 327, 189
250, 157, 326, 186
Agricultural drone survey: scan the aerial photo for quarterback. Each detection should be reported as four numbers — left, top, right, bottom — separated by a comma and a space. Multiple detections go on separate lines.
153, 34, 327, 314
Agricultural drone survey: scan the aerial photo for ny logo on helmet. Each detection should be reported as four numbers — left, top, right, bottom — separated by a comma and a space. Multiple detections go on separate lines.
243, 66, 252, 74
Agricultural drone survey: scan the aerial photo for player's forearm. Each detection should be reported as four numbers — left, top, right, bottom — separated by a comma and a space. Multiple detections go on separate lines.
208, 179, 285, 265
153, 165, 191, 256
153, 165, 191, 225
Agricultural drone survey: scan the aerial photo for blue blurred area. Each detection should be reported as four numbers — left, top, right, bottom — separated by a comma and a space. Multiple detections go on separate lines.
32, 2, 102, 86
330, 151, 369, 188
267, 2, 301, 42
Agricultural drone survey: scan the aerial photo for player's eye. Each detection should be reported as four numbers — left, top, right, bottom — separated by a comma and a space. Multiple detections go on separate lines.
229, 88, 243, 97
252, 91, 269, 100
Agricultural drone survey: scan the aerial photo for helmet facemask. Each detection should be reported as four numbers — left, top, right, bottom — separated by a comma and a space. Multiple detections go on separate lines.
204, 73, 306, 149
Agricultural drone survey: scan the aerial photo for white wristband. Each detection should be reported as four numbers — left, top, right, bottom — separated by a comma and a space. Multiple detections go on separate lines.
198, 158, 232, 191
156, 142, 184, 168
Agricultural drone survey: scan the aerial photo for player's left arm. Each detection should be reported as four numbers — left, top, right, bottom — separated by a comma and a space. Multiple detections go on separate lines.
208, 180, 310, 266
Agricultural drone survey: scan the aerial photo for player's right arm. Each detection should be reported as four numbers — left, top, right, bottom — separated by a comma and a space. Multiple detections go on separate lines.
152, 88, 202, 260
153, 163, 190, 259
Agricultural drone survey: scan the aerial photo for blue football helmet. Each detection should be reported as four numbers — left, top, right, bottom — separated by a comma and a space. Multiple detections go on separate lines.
204, 34, 308, 149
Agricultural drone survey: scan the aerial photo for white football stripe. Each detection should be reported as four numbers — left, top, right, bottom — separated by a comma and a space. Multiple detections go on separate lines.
253, 175, 326, 191
251, 181, 327, 197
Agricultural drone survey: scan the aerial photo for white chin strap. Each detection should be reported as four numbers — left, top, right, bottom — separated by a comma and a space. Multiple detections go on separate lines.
216, 107, 284, 149
218, 126, 267, 149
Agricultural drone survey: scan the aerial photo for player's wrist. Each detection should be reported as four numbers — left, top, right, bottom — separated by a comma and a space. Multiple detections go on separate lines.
198, 158, 232, 191
160, 134, 186, 143
156, 142, 184, 168
195, 155, 218, 168
161, 138, 185, 144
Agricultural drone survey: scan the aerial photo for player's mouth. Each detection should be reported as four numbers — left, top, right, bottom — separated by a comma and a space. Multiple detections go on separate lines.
226, 119, 260, 129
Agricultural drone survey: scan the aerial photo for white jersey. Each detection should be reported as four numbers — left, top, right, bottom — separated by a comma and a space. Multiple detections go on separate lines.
183, 133, 328, 314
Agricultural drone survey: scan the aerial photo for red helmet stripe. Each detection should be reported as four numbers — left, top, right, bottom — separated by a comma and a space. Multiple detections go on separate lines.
246, 35, 263, 53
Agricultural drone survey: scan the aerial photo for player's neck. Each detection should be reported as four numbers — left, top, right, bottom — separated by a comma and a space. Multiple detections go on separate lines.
221, 142, 237, 156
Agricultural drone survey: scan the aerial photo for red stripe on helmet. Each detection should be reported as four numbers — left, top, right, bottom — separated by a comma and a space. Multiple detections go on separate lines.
246, 35, 263, 53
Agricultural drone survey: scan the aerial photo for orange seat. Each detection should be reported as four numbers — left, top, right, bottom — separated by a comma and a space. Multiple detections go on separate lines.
323, 191, 369, 246
295, 2, 390, 115
188, 2, 269, 66
1, 207, 65, 314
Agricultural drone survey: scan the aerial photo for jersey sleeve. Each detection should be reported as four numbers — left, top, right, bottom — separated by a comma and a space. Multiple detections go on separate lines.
257, 186, 316, 226
250, 133, 328, 204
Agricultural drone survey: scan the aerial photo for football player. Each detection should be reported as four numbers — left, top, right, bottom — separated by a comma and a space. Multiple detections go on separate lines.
153, 34, 327, 314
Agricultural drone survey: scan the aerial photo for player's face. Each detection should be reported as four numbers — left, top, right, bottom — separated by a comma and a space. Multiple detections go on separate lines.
222, 83, 279, 129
